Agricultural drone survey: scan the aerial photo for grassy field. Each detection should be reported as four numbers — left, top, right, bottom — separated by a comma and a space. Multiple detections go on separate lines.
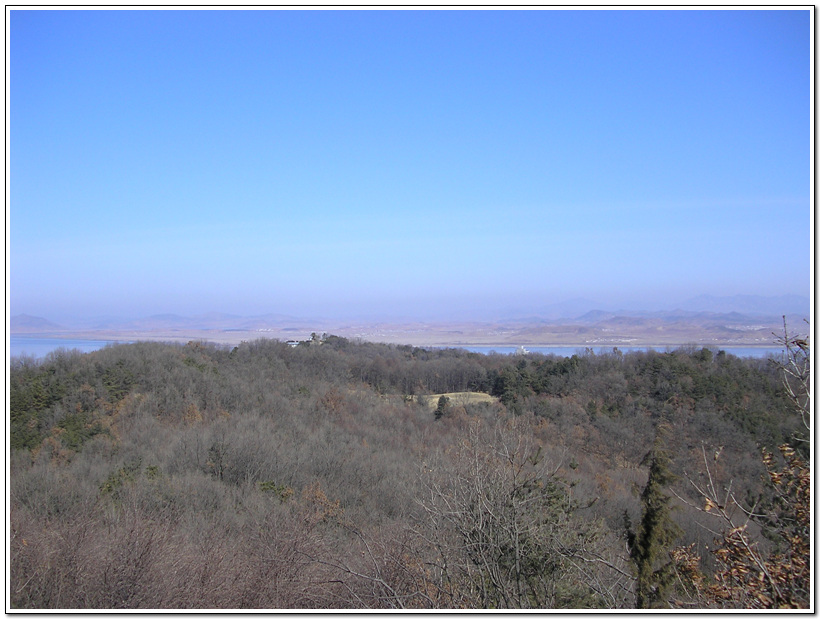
413, 391, 498, 410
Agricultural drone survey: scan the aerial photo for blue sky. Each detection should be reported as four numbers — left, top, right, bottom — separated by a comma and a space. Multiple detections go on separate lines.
10, 9, 811, 322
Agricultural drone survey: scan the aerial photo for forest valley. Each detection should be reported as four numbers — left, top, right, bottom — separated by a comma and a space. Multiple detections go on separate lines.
8, 328, 811, 609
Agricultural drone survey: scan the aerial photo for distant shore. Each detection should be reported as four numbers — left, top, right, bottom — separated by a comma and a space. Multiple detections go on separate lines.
10, 324, 789, 350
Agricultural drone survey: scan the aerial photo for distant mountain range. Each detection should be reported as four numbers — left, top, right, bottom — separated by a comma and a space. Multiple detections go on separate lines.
11, 312, 321, 333
10, 295, 810, 339
10, 314, 67, 333
498, 294, 809, 322
673, 294, 809, 316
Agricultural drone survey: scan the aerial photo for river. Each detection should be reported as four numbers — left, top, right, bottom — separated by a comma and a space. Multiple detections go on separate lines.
9, 336, 785, 361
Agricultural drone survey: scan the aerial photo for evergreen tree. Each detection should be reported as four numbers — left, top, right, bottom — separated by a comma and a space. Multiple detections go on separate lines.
627, 432, 682, 608
434, 395, 450, 420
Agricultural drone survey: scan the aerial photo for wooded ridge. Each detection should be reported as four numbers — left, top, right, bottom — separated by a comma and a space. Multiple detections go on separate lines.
8, 334, 811, 609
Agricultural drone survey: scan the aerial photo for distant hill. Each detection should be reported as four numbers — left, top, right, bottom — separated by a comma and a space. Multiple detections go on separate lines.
9, 296, 809, 347
100, 312, 311, 331
125, 314, 201, 330
497, 294, 809, 323
570, 308, 800, 327
10, 314, 66, 333
676, 294, 809, 317
575, 310, 618, 324
515, 298, 602, 321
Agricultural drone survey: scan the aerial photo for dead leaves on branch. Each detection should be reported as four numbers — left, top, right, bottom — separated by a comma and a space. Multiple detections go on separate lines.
674, 444, 810, 609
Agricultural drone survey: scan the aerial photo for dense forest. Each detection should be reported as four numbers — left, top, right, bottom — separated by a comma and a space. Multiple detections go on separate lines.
8, 331, 811, 609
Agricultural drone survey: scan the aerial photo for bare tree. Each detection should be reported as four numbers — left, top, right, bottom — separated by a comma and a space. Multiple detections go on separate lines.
772, 317, 811, 442
671, 324, 811, 609
415, 417, 631, 608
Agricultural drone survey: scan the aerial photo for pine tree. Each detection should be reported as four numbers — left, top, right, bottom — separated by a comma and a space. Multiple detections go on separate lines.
628, 433, 682, 609
434, 395, 450, 420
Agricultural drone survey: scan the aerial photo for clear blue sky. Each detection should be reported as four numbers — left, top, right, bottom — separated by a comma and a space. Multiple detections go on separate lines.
10, 9, 811, 322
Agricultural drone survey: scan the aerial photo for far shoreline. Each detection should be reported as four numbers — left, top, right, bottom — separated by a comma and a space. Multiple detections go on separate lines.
10, 328, 787, 351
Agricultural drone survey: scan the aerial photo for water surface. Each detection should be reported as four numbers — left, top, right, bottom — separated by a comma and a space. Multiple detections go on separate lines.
458, 345, 785, 359
9, 337, 125, 359
9, 336, 785, 361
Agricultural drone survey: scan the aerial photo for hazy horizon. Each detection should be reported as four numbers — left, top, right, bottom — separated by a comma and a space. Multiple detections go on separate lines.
10, 9, 811, 325
11, 292, 811, 330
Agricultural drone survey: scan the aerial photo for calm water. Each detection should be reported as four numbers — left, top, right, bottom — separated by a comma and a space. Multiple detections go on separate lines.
9, 337, 785, 361
9, 337, 126, 359
458, 345, 785, 359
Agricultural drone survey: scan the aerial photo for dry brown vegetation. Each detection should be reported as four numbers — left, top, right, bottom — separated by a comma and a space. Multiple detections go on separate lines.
413, 391, 498, 410
8, 333, 810, 609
